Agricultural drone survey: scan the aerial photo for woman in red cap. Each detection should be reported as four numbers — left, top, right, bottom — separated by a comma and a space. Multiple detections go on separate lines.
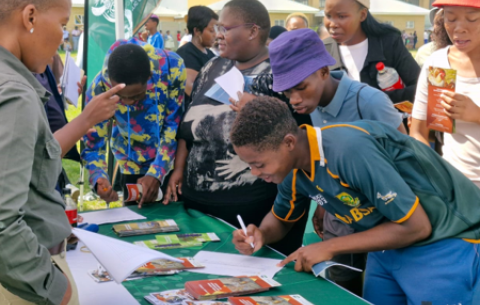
411, 0, 480, 190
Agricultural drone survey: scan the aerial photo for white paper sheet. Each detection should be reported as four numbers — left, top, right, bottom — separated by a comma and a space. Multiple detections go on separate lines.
214, 66, 244, 102
72, 228, 182, 283
79, 207, 146, 225
66, 241, 139, 305
61, 52, 82, 107
189, 251, 283, 278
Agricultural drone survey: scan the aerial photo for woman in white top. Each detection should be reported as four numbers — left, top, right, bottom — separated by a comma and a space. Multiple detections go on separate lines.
410, 0, 480, 188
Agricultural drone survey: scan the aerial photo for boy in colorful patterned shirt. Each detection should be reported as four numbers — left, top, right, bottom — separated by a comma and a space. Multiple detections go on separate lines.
82, 38, 186, 205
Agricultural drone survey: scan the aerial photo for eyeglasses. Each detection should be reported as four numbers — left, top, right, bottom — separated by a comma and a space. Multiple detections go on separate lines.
214, 23, 261, 35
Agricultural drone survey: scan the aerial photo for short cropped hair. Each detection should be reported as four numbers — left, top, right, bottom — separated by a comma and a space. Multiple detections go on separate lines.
224, 0, 271, 44
231, 96, 298, 151
108, 44, 151, 85
0, 0, 55, 22
187, 6, 218, 35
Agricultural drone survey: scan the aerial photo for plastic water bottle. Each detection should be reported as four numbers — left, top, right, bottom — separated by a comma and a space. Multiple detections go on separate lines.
376, 62, 405, 92
64, 188, 78, 227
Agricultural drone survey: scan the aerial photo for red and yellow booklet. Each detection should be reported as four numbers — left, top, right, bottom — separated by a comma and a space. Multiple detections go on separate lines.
228, 295, 313, 305
427, 67, 457, 133
185, 275, 281, 300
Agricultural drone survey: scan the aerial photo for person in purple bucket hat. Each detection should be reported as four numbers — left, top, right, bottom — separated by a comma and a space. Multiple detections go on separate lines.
269, 28, 407, 295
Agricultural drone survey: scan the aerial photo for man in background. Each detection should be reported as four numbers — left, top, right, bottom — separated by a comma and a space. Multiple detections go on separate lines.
286, 12, 308, 31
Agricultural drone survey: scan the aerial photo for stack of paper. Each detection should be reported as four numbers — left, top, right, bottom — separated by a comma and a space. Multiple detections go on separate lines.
72, 228, 182, 283
189, 251, 283, 278
60, 52, 83, 107
79, 207, 146, 225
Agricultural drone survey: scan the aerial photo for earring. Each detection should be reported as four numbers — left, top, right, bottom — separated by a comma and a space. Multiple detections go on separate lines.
30, 28, 34, 34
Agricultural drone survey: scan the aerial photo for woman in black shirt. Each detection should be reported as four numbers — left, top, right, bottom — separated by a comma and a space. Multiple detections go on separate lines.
323, 0, 420, 104
176, 6, 218, 108
163, 0, 309, 256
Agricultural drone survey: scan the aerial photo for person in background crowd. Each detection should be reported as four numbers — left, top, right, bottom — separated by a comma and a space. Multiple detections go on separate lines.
402, 30, 408, 45
71, 25, 81, 51
164, 30, 175, 50
285, 12, 309, 31
143, 14, 164, 50
323, 0, 420, 104
179, 22, 193, 48
63, 37, 72, 53
415, 8, 452, 68
410, 0, 480, 189
0, 0, 125, 303
230, 97, 480, 305
177, 30, 182, 44
317, 23, 330, 40
62, 26, 69, 50
82, 39, 186, 206
176, 6, 218, 108
266, 25, 286, 46
267, 29, 406, 296
413, 31, 418, 49
424, 29, 429, 44
163, 0, 310, 256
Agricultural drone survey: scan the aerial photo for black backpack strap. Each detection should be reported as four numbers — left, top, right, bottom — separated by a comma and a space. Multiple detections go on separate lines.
356, 85, 368, 120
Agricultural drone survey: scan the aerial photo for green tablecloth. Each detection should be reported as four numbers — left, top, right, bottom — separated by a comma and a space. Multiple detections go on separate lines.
98, 203, 368, 305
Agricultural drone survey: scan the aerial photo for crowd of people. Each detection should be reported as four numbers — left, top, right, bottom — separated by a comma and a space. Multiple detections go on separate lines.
0, 0, 479, 304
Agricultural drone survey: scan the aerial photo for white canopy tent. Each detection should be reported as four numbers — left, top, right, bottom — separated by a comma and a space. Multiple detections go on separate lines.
316, 0, 429, 17
208, 0, 320, 14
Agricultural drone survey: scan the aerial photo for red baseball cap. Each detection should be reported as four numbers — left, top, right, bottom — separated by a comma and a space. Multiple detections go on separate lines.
433, 0, 480, 8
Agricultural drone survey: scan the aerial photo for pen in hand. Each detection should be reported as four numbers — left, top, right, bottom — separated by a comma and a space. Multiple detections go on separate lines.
237, 214, 254, 249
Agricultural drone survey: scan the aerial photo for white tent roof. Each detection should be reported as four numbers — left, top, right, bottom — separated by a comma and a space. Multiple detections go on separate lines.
72, 0, 85, 8
153, 0, 188, 18
208, 0, 320, 14
317, 0, 429, 17
370, 0, 430, 15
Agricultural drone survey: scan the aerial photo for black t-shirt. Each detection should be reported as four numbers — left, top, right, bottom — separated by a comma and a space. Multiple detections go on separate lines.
176, 42, 216, 108
178, 57, 279, 205
176, 42, 216, 72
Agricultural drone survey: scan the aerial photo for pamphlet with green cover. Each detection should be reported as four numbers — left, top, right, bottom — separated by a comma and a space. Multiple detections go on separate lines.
113, 220, 179, 237
134, 233, 220, 250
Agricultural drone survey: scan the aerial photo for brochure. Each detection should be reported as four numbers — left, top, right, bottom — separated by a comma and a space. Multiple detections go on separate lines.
228, 295, 314, 305
89, 268, 177, 283
134, 233, 220, 250
311, 261, 362, 279
137, 257, 204, 273
394, 101, 414, 114
185, 275, 281, 300
427, 66, 457, 133
113, 220, 180, 237
144, 289, 194, 305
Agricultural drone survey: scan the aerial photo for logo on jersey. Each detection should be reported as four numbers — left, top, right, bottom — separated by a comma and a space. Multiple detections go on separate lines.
377, 191, 397, 205
336, 192, 360, 208
310, 193, 328, 206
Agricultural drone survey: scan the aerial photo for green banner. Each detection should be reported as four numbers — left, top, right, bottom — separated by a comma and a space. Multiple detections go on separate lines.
86, 0, 161, 84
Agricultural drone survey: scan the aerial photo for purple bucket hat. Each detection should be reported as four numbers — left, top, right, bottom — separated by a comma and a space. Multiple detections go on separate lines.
269, 28, 336, 92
